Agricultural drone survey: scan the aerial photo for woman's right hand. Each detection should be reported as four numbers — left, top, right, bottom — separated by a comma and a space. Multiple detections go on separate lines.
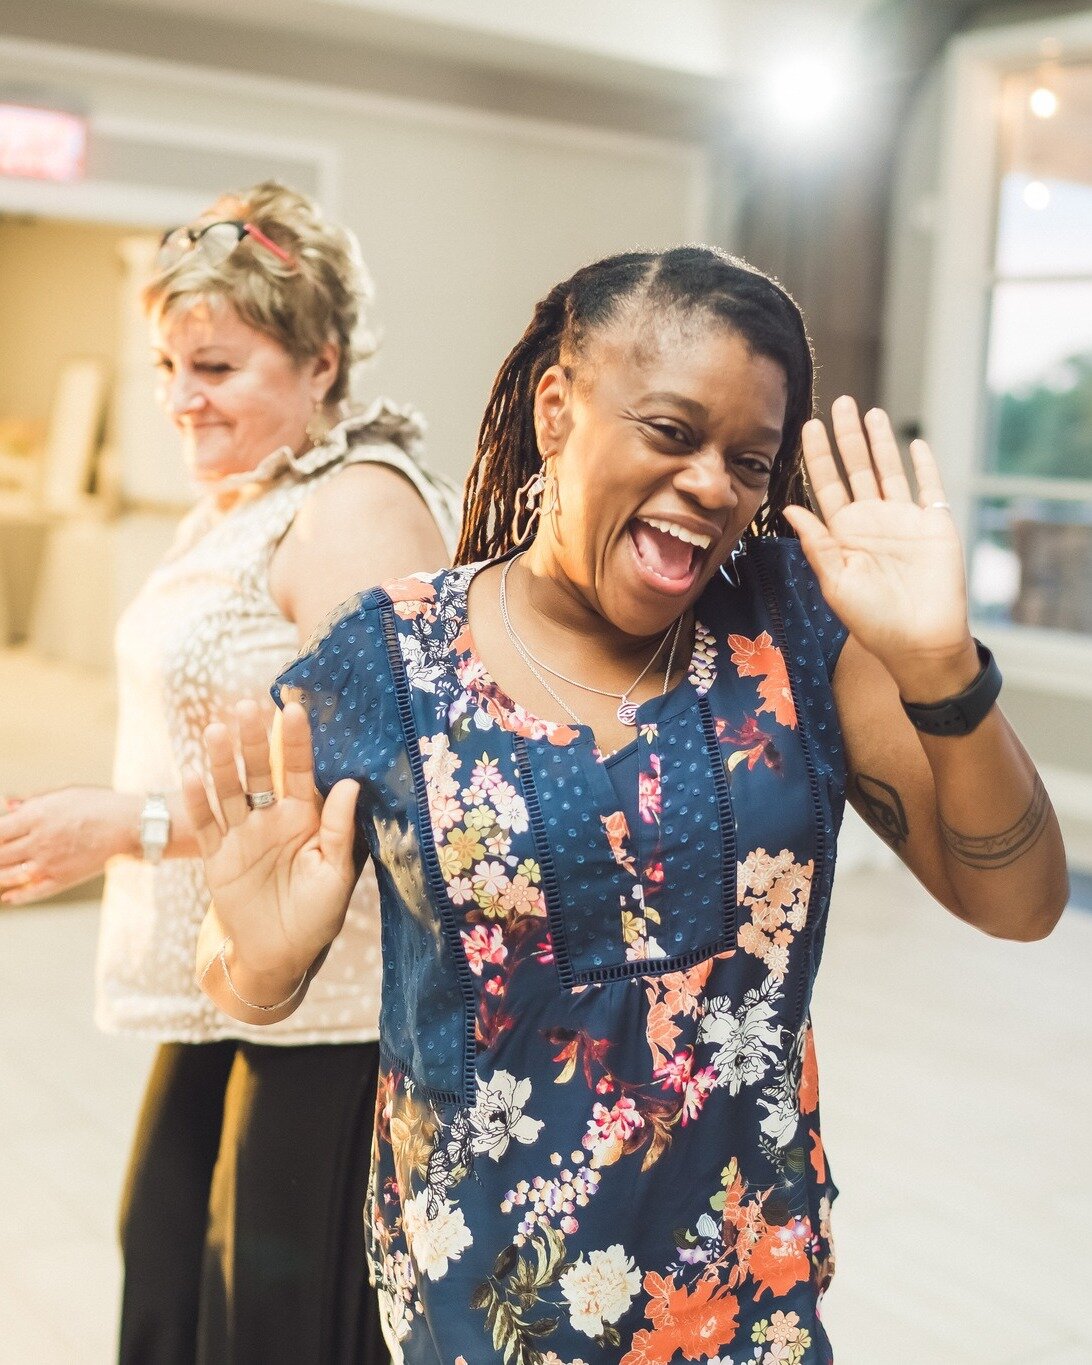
183, 700, 361, 987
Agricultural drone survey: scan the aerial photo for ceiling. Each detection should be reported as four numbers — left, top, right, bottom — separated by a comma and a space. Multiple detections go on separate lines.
46, 0, 892, 99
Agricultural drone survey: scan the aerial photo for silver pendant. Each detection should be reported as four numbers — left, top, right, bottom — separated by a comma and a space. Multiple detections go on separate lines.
616, 700, 638, 726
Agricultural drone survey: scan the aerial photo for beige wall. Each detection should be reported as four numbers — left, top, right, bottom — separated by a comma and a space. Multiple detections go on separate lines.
0, 217, 136, 429
0, 42, 705, 492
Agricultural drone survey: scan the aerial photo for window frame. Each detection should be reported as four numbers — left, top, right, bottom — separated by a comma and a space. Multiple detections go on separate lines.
922, 11, 1092, 691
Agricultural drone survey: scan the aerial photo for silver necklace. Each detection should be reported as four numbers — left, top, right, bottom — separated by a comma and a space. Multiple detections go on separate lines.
499, 554, 686, 727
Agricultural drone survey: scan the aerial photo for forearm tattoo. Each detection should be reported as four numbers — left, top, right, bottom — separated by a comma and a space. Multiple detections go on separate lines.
855, 773, 909, 849
939, 773, 1049, 870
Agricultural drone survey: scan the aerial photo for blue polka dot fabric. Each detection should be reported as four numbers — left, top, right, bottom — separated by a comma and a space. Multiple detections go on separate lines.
275, 540, 848, 1364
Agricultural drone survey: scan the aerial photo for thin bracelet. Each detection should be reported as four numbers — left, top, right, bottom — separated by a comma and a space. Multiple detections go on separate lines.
215, 938, 309, 1013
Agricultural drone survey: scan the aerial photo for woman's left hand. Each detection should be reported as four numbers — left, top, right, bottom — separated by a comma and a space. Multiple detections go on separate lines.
783, 397, 975, 694
0, 787, 138, 905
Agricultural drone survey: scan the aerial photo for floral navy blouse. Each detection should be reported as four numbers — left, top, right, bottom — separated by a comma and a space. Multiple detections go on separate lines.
275, 538, 849, 1365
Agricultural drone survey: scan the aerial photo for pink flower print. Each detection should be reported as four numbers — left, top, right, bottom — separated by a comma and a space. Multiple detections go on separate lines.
429, 792, 464, 832
484, 976, 505, 996
473, 860, 509, 899
583, 1096, 643, 1168
461, 923, 508, 975
467, 754, 504, 799
638, 753, 662, 825
447, 875, 475, 906
587, 1096, 643, 1144
534, 935, 555, 966
680, 1065, 717, 1125
500, 874, 546, 918
654, 1050, 694, 1094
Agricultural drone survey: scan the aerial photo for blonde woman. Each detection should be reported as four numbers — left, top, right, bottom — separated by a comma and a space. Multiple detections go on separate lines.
0, 183, 457, 1363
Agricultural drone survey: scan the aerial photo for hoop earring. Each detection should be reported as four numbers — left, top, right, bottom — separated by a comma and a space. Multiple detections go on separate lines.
305, 402, 331, 446
512, 458, 560, 545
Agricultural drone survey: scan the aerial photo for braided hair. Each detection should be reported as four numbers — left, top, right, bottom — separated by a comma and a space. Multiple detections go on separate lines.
456, 246, 814, 566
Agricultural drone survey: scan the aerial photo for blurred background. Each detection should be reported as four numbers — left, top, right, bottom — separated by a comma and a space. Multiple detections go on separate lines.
0, 1, 1089, 1360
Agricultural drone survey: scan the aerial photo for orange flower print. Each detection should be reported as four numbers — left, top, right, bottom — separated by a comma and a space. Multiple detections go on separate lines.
809, 1127, 827, 1183
728, 632, 797, 729
643, 999, 683, 1072
798, 1026, 819, 1115
620, 1271, 741, 1363
601, 809, 637, 875
749, 1220, 811, 1299
385, 575, 437, 619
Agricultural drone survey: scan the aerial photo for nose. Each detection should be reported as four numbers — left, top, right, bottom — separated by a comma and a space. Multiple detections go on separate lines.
162, 370, 207, 418
673, 445, 738, 512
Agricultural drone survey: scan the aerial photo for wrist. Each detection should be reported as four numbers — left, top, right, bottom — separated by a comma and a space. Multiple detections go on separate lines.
119, 792, 144, 857
889, 637, 980, 705
219, 939, 311, 1011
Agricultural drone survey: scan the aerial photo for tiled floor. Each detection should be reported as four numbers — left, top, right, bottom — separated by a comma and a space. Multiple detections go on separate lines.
1, 647, 1090, 1364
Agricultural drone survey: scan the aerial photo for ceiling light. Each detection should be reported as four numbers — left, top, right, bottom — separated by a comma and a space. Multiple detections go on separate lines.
1022, 180, 1051, 211
762, 54, 843, 137
1029, 86, 1059, 119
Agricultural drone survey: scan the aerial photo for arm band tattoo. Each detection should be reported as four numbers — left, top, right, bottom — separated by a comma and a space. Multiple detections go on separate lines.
939, 773, 1049, 870
855, 773, 909, 849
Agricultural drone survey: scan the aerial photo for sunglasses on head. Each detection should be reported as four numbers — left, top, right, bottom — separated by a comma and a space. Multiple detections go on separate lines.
156, 219, 296, 272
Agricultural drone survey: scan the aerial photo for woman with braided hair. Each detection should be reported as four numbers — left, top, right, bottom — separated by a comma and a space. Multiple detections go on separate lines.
184, 245, 1066, 1363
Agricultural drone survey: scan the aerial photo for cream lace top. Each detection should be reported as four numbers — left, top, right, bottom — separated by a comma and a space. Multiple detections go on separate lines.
95, 402, 460, 1044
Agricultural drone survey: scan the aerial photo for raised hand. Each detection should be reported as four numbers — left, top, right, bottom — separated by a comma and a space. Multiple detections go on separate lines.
783, 397, 974, 683
183, 699, 360, 984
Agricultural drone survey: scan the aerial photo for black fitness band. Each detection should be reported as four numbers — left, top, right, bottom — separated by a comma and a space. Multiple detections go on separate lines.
900, 639, 1002, 737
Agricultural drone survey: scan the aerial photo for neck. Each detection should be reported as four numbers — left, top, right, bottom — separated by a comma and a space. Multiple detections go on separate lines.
517, 542, 676, 662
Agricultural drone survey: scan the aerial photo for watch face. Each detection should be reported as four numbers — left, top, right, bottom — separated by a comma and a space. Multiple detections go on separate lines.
144, 818, 170, 842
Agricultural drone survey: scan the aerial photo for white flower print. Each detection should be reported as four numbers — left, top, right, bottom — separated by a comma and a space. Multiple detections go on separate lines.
402, 635, 447, 693
559, 1244, 641, 1338
402, 1191, 473, 1281
468, 1070, 545, 1160
698, 979, 783, 1096
757, 1062, 800, 1149
491, 781, 530, 833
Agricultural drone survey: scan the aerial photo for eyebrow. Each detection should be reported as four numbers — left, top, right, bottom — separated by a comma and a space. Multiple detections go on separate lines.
637, 391, 783, 446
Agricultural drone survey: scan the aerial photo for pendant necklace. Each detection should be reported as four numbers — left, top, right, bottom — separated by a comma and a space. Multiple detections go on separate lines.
499, 554, 686, 727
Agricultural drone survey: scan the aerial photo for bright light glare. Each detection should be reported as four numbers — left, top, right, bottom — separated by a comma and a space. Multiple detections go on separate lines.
1023, 180, 1051, 211
763, 55, 843, 135
1029, 86, 1059, 119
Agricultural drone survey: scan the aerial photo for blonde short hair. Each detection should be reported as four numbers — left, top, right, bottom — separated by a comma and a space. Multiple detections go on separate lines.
142, 180, 376, 405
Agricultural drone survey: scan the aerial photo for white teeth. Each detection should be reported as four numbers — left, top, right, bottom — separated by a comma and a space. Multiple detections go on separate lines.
641, 517, 713, 550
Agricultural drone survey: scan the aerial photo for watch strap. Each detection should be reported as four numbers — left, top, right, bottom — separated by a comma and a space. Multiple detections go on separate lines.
900, 640, 1002, 737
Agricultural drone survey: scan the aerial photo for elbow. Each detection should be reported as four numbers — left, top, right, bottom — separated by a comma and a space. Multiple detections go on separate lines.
945, 870, 1070, 942
983, 879, 1070, 943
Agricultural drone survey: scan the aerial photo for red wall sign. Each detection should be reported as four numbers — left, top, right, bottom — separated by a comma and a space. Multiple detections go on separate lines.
0, 103, 88, 182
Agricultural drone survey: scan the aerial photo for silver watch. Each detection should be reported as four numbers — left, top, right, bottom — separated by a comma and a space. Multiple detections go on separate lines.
139, 793, 171, 864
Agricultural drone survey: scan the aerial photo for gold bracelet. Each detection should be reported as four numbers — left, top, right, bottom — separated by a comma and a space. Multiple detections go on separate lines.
216, 939, 309, 1013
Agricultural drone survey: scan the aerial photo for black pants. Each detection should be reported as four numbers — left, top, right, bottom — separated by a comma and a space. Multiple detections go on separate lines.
117, 1039, 389, 1365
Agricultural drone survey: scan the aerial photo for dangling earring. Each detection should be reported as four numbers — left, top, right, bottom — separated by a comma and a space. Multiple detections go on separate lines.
305, 401, 331, 446
512, 458, 558, 544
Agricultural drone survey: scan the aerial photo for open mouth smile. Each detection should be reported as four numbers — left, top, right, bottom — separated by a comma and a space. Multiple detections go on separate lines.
627, 516, 715, 595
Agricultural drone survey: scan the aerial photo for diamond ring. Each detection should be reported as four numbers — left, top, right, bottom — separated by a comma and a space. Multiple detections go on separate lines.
245, 790, 277, 810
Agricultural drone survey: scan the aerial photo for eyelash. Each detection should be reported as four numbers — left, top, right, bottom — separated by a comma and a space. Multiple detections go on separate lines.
153, 360, 232, 375
642, 421, 772, 481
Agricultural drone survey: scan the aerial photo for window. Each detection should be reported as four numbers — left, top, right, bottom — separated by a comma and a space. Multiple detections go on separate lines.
969, 62, 1092, 636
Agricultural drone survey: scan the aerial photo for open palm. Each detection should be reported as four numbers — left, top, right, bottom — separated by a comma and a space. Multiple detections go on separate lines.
784, 398, 971, 669
182, 700, 360, 981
